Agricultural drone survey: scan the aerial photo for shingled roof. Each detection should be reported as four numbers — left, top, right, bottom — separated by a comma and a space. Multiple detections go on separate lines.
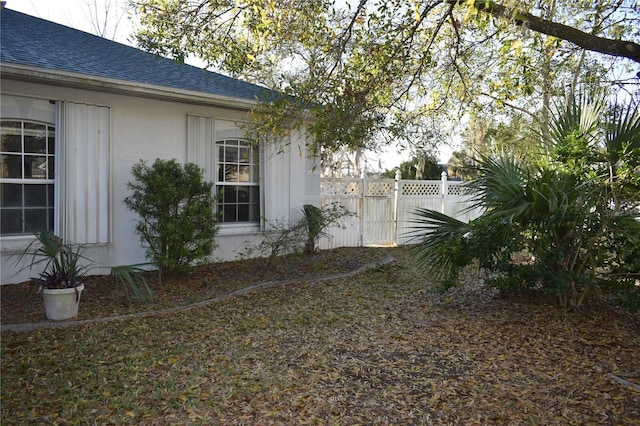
0, 7, 272, 103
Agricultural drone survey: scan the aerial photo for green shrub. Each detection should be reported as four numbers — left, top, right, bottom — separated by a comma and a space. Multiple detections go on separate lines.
410, 94, 639, 310
617, 286, 640, 313
124, 159, 219, 275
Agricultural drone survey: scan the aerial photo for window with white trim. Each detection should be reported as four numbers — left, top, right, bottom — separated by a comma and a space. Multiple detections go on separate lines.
216, 138, 259, 223
1, 95, 111, 243
0, 120, 55, 235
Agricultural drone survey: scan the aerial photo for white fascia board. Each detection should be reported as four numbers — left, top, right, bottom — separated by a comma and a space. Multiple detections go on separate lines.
0, 63, 259, 111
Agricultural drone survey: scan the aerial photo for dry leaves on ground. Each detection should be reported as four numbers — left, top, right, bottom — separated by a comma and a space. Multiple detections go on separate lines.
1, 247, 639, 425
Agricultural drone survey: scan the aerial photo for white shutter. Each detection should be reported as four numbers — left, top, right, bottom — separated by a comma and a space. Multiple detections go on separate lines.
57, 101, 111, 244
187, 115, 214, 181
262, 142, 291, 227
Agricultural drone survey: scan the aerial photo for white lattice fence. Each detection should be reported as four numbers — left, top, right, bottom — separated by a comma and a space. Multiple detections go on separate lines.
364, 179, 396, 245
402, 181, 441, 196
321, 179, 362, 196
319, 178, 364, 249
320, 174, 481, 248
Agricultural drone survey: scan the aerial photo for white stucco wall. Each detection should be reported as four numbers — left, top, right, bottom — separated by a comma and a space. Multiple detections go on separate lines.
0, 79, 320, 284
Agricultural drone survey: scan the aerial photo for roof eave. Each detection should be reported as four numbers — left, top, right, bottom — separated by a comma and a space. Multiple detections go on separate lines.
0, 63, 260, 111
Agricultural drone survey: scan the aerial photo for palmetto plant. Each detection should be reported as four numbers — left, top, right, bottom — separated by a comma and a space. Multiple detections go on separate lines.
411, 93, 639, 309
16, 231, 89, 289
15, 231, 153, 304
301, 203, 352, 255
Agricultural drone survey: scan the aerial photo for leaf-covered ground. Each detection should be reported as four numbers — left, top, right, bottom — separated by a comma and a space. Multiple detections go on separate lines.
1, 247, 639, 425
1, 247, 386, 325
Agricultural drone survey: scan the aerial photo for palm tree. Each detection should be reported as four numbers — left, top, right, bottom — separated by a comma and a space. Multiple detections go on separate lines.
410, 94, 639, 309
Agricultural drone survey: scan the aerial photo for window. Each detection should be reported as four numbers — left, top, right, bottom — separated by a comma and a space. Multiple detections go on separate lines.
216, 139, 259, 223
0, 120, 55, 235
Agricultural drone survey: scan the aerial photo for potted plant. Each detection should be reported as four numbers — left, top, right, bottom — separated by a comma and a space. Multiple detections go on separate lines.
14, 231, 154, 320
16, 231, 89, 321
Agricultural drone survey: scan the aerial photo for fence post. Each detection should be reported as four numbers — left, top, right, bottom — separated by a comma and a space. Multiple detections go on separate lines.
360, 167, 366, 246
441, 171, 448, 213
394, 169, 401, 245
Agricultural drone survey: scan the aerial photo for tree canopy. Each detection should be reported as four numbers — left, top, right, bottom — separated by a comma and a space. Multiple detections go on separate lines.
132, 0, 639, 156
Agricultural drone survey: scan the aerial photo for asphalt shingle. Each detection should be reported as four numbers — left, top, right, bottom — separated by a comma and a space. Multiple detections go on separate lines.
0, 8, 272, 102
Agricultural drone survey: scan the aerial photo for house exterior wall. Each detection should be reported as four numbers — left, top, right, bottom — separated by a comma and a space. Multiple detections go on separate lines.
1, 79, 320, 284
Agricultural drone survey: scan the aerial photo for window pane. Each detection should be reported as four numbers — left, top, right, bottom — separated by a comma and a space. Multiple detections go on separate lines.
222, 204, 236, 223
0, 209, 22, 234
47, 157, 55, 179
222, 186, 237, 203
1, 121, 21, 131
224, 165, 238, 182
24, 123, 47, 153
226, 146, 238, 163
250, 201, 259, 222
24, 122, 45, 131
238, 165, 250, 182
24, 156, 47, 179
25, 209, 48, 232
237, 204, 249, 222
48, 207, 55, 231
24, 184, 48, 207
250, 186, 259, 203
47, 128, 55, 154
236, 186, 249, 202
239, 147, 250, 163
1, 183, 23, 207
1, 132, 21, 153
1, 154, 22, 178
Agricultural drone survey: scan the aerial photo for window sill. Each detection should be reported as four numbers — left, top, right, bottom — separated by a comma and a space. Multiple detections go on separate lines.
217, 223, 261, 236
0, 235, 36, 254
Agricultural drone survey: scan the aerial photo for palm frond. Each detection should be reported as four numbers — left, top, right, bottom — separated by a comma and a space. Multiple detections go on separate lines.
546, 91, 605, 151
605, 102, 640, 164
111, 264, 154, 305
466, 153, 531, 222
407, 208, 471, 280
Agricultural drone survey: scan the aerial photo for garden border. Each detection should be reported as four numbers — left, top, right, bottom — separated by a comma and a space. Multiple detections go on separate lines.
1, 253, 394, 333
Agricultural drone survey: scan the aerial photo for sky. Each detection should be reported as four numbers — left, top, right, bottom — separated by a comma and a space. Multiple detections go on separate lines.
7, 0, 452, 169
8, 0, 135, 44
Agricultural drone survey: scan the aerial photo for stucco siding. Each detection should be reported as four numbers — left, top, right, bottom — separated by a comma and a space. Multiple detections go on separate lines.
1, 79, 320, 284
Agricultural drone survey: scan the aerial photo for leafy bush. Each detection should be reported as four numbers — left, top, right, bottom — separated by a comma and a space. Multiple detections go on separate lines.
410, 94, 640, 309
124, 159, 219, 275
